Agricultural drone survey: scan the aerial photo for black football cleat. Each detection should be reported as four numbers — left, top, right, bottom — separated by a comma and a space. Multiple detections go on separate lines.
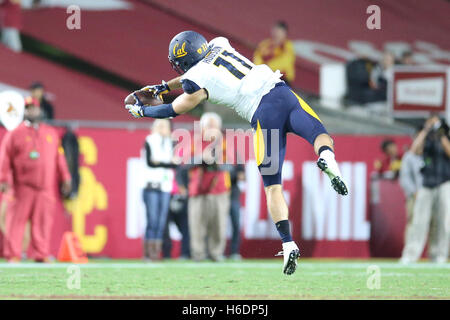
317, 158, 349, 196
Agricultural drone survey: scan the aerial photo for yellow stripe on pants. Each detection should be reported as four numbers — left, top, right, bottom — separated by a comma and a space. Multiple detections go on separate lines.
253, 120, 265, 166
291, 90, 322, 123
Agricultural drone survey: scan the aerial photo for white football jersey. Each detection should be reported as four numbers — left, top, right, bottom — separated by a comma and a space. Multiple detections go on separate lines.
181, 37, 282, 122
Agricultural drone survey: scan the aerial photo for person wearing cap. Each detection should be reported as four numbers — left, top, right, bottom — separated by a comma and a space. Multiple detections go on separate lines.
29, 82, 54, 121
0, 96, 71, 263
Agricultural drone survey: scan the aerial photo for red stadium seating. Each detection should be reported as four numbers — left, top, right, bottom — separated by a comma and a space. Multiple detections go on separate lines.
20, 1, 253, 89
21, 0, 450, 94
0, 46, 196, 122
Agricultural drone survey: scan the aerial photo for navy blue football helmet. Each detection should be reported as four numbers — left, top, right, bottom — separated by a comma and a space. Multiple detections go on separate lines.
168, 31, 210, 74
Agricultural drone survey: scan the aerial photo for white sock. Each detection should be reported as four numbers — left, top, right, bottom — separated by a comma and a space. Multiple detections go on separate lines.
319, 149, 343, 178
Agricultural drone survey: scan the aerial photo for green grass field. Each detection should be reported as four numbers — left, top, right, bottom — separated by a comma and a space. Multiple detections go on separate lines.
0, 259, 448, 299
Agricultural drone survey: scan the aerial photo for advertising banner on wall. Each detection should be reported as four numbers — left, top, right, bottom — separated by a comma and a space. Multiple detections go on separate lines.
389, 66, 450, 122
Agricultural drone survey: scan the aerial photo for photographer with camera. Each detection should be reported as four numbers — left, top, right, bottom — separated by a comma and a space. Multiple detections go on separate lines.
401, 115, 450, 264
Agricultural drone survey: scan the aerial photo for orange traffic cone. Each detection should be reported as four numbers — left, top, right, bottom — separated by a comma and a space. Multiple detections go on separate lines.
57, 232, 88, 263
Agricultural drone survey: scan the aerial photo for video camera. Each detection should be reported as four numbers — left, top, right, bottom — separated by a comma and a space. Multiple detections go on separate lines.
430, 119, 450, 138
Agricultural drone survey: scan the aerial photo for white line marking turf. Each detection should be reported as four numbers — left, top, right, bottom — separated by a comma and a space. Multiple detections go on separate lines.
0, 261, 449, 270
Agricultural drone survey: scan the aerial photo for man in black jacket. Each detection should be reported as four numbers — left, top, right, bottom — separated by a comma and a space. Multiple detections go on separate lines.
162, 166, 191, 260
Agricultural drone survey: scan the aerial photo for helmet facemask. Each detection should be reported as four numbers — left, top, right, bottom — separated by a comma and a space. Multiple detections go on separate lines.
169, 57, 185, 75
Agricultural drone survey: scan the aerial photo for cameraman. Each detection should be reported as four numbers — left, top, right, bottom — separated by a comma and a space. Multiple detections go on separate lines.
401, 115, 450, 264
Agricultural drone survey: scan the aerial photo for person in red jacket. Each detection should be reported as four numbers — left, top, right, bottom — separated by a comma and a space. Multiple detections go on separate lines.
187, 112, 231, 262
373, 138, 402, 179
0, 96, 71, 263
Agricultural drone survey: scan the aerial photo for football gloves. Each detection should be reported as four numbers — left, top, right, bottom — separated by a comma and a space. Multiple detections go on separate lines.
141, 80, 170, 101
132, 92, 144, 106
125, 80, 170, 118
125, 104, 144, 118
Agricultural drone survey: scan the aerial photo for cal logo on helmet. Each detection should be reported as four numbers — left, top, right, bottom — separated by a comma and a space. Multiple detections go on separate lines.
173, 42, 188, 58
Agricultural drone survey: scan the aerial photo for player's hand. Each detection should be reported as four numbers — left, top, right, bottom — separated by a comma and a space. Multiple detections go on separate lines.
125, 104, 144, 118
141, 81, 170, 102
124, 92, 144, 107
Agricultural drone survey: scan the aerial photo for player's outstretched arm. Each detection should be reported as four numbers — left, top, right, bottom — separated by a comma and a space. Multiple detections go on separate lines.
166, 76, 183, 91
126, 89, 207, 119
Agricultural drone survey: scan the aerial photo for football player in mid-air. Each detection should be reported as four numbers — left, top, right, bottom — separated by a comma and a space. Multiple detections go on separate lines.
125, 31, 348, 275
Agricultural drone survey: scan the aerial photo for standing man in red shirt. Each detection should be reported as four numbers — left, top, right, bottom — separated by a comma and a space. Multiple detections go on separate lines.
0, 97, 71, 263
188, 113, 231, 262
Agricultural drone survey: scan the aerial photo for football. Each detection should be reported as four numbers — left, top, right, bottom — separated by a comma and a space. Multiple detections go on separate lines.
124, 90, 159, 106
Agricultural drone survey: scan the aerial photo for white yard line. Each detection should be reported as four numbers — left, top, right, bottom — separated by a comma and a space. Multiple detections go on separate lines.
0, 261, 448, 270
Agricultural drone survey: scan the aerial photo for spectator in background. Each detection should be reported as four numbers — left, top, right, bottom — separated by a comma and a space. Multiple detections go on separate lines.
374, 138, 402, 178
345, 56, 381, 104
29, 82, 54, 121
253, 21, 295, 86
188, 113, 230, 262
346, 51, 395, 105
399, 129, 424, 249
400, 51, 414, 65
0, 0, 22, 52
0, 192, 30, 259
0, 97, 71, 263
162, 165, 190, 260
61, 126, 80, 198
226, 161, 245, 260
370, 51, 395, 94
401, 115, 450, 264
142, 119, 175, 261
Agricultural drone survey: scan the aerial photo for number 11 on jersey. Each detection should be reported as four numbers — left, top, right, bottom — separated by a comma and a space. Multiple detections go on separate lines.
213, 50, 253, 80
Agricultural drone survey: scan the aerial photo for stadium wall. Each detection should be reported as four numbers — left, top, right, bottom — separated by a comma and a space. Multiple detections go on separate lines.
0, 127, 412, 259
